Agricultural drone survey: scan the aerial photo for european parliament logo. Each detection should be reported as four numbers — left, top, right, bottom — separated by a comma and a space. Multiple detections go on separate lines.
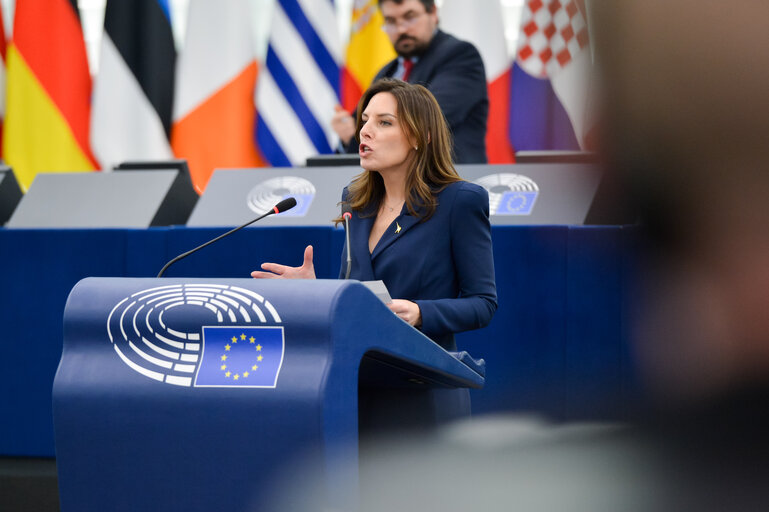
247, 176, 315, 217
473, 173, 540, 216
106, 284, 285, 388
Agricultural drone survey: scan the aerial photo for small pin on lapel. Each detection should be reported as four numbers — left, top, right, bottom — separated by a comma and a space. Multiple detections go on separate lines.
395, 222, 402, 234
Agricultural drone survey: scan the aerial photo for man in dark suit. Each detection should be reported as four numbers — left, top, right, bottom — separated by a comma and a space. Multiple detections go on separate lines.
332, 0, 488, 164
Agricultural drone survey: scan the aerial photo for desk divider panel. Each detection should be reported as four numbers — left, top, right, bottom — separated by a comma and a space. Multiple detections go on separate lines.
187, 166, 362, 227
0, 166, 22, 226
7, 170, 197, 228
458, 163, 603, 225
191, 163, 610, 228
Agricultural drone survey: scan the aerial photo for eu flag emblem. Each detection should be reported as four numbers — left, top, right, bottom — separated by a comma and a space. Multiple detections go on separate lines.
194, 326, 285, 388
495, 191, 538, 215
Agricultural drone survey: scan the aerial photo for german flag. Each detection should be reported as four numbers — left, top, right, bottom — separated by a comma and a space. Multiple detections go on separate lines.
0, 7, 7, 157
3, 0, 97, 191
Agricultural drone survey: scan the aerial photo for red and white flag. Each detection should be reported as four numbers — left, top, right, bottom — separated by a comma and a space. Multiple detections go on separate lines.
441, 0, 515, 163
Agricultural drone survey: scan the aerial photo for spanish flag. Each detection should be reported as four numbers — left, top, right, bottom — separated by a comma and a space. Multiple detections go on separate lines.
340, 0, 395, 112
3, 0, 97, 190
172, 0, 265, 193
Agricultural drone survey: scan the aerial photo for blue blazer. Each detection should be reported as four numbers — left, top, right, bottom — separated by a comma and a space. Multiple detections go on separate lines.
339, 181, 497, 350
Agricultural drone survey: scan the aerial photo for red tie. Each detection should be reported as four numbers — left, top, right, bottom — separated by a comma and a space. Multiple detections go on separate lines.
402, 58, 414, 81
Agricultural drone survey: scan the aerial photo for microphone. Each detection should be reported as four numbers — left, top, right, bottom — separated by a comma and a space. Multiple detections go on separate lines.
157, 197, 297, 278
342, 203, 353, 279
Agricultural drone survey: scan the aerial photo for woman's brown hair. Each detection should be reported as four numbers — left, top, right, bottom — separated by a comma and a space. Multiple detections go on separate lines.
335, 78, 462, 223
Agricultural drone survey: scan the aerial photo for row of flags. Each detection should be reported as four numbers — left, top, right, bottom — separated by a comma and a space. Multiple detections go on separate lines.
0, 0, 593, 193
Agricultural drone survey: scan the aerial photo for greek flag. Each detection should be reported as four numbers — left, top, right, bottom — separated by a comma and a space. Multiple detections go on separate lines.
256, 0, 342, 167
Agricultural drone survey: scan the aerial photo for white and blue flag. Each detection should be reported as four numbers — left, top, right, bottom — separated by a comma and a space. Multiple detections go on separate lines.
256, 0, 342, 167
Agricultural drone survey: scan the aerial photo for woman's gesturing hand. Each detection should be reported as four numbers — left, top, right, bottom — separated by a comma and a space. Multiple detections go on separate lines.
251, 245, 316, 279
387, 299, 422, 327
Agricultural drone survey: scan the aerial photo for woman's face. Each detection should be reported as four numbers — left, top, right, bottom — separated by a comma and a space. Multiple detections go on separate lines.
358, 92, 414, 176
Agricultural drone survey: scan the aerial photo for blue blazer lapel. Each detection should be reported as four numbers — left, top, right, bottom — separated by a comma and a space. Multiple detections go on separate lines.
351, 213, 376, 280
370, 211, 420, 261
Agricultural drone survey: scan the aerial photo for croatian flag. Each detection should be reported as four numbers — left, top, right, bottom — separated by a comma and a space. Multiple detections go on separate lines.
256, 0, 342, 167
441, 0, 516, 163
510, 0, 593, 151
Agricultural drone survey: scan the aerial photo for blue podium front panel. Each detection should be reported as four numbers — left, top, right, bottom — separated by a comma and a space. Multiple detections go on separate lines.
54, 278, 482, 511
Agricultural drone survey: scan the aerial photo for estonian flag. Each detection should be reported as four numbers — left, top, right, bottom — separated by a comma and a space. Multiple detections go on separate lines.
90, 0, 176, 171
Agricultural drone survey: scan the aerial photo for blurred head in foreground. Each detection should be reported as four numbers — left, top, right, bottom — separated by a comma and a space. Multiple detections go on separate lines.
593, 0, 769, 402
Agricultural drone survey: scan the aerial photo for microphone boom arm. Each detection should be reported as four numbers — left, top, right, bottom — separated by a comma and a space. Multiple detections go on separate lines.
157, 197, 297, 278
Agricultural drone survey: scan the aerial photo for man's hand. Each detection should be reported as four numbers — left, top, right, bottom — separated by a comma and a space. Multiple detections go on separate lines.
331, 104, 356, 143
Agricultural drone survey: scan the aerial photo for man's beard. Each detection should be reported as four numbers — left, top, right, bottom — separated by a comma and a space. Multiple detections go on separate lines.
395, 35, 428, 59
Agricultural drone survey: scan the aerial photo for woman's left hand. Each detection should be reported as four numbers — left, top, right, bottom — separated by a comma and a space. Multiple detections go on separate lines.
388, 299, 422, 327
251, 245, 316, 280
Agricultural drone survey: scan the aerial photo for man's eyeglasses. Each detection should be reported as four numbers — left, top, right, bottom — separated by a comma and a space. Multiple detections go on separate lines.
382, 10, 425, 33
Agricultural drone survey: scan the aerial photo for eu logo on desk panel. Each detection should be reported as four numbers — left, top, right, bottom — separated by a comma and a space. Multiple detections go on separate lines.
474, 173, 540, 216
106, 284, 285, 388
195, 326, 284, 388
247, 176, 315, 217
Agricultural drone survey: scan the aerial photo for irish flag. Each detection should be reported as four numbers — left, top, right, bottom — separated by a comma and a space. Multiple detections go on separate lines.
172, 0, 265, 192
3, 0, 97, 190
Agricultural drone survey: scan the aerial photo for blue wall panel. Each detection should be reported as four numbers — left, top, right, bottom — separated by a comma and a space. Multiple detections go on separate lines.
0, 225, 636, 456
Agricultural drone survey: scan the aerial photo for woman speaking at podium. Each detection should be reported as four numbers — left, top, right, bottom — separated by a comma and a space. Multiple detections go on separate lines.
252, 79, 497, 350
